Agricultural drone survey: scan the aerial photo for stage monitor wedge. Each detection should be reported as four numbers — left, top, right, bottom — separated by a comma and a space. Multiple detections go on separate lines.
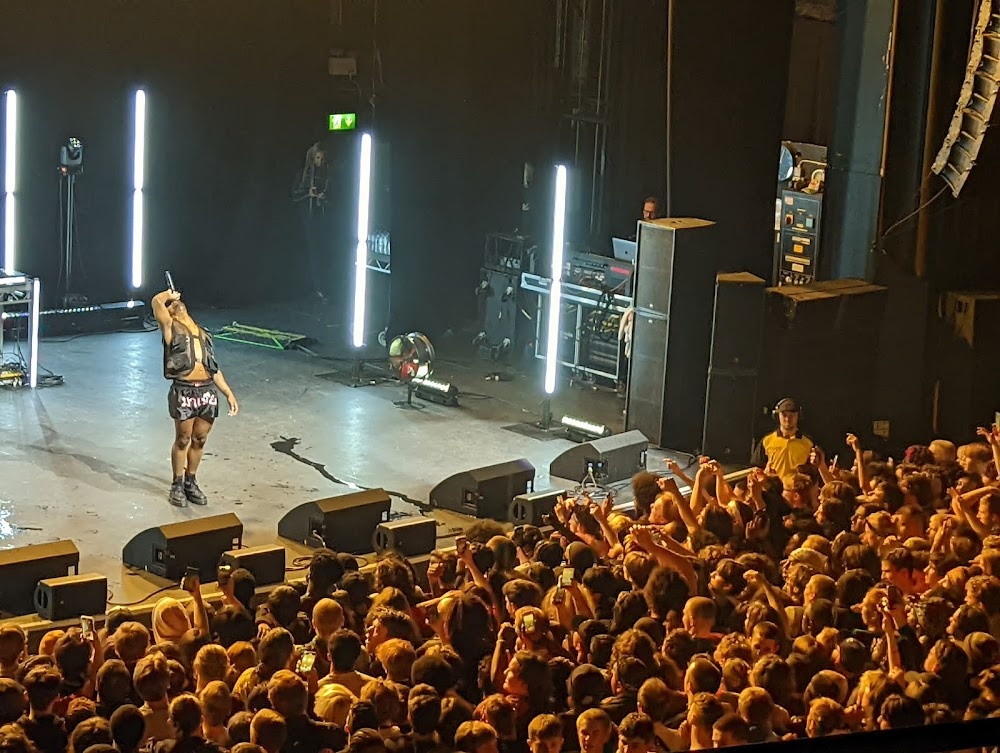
0, 540, 79, 617
34, 573, 107, 622
373, 517, 437, 557
549, 430, 648, 485
122, 513, 243, 583
508, 488, 566, 526
219, 545, 287, 586
430, 459, 535, 520
278, 489, 391, 554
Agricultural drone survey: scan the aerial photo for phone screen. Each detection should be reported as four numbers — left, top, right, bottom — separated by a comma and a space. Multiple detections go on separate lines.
561, 568, 574, 587
80, 615, 95, 640
522, 613, 535, 632
456, 536, 468, 554
218, 565, 232, 586
297, 651, 317, 674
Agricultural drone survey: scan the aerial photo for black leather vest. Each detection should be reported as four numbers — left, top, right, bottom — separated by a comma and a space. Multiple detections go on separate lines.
163, 320, 219, 380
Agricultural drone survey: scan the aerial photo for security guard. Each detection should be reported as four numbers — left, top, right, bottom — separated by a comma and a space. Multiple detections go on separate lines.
750, 398, 814, 480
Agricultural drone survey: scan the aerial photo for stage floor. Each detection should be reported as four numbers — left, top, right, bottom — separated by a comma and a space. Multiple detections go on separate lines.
0, 300, 685, 608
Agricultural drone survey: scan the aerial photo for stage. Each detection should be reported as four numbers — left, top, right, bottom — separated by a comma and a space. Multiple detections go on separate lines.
0, 300, 684, 608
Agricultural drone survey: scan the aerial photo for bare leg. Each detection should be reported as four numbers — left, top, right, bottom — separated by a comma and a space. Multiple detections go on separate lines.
172, 418, 194, 480
186, 417, 215, 477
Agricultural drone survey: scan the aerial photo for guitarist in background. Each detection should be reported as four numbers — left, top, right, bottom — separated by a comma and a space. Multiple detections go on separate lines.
293, 142, 331, 301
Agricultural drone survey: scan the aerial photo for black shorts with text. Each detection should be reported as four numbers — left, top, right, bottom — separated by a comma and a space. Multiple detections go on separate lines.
168, 380, 219, 421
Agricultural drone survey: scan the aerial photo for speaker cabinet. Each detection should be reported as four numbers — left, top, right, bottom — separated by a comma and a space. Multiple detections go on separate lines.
508, 489, 566, 526
479, 268, 520, 348
219, 545, 287, 586
34, 573, 107, 621
278, 489, 391, 554
430, 459, 535, 520
627, 219, 719, 451
372, 517, 437, 557
122, 514, 243, 583
0, 540, 79, 617
549, 430, 649, 485
702, 273, 765, 463
760, 279, 888, 450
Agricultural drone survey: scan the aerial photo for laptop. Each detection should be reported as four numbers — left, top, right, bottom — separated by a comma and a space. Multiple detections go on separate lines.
612, 237, 638, 264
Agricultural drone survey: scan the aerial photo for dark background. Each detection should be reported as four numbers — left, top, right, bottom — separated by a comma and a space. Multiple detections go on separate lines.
0, 0, 556, 332
0, 1, 842, 333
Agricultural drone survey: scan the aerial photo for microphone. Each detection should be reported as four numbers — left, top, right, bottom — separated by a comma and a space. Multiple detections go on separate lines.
165, 271, 176, 293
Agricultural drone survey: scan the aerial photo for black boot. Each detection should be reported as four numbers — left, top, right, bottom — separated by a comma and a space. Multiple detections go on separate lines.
184, 475, 208, 506
169, 478, 188, 507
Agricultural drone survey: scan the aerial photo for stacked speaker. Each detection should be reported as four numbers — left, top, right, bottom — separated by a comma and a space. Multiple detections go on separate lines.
759, 280, 888, 450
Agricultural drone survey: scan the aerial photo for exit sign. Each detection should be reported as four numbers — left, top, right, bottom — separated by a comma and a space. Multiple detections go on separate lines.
329, 113, 357, 131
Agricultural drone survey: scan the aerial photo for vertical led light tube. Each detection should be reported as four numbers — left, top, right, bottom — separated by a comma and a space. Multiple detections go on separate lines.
352, 132, 372, 348
3, 90, 17, 274
131, 89, 146, 289
543, 165, 568, 395
29, 277, 39, 388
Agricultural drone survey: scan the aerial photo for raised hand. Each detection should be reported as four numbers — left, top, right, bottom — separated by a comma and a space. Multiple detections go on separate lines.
977, 424, 1000, 446
846, 433, 861, 453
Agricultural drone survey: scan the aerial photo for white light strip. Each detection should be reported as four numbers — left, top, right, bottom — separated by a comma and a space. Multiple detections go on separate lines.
131, 191, 144, 289
3, 90, 17, 274
29, 277, 39, 388
352, 132, 372, 348
0, 275, 26, 286
413, 377, 454, 393
130, 89, 146, 289
544, 165, 568, 395
560, 415, 608, 436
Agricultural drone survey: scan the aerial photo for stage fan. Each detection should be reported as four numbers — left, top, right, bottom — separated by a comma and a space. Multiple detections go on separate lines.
387, 332, 436, 383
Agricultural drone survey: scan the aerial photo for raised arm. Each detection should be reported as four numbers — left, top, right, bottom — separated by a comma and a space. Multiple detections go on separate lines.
847, 433, 867, 491
880, 604, 905, 686
152, 289, 179, 336
665, 458, 695, 488
631, 526, 697, 593
712, 463, 732, 507
589, 500, 622, 560
744, 569, 791, 639
978, 425, 1000, 474
950, 485, 996, 540
659, 475, 700, 535
812, 445, 835, 487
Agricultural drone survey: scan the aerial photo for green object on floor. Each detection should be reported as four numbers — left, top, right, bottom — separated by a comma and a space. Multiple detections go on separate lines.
215, 322, 306, 350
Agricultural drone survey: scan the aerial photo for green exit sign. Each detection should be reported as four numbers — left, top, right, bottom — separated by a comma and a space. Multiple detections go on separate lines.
329, 113, 357, 131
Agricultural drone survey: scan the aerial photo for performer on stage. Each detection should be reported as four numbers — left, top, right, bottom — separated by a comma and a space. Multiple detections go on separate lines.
152, 288, 239, 507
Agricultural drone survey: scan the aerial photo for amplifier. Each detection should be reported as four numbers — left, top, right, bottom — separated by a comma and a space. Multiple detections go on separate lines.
775, 190, 822, 286
564, 251, 633, 293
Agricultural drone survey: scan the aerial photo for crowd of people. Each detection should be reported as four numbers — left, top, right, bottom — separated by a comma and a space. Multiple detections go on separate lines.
4, 414, 1000, 753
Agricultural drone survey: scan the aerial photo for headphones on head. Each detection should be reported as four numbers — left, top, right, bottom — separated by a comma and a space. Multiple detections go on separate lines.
771, 398, 803, 420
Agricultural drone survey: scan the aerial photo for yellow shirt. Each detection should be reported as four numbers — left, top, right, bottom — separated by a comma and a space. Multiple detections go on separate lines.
751, 430, 814, 480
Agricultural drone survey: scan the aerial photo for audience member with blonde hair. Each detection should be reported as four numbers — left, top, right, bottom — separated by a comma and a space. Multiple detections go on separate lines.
37, 630, 65, 659
193, 645, 230, 693
314, 683, 355, 727
113, 623, 151, 670
199, 681, 233, 747
0, 627, 26, 679
375, 639, 416, 685
249, 709, 286, 753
